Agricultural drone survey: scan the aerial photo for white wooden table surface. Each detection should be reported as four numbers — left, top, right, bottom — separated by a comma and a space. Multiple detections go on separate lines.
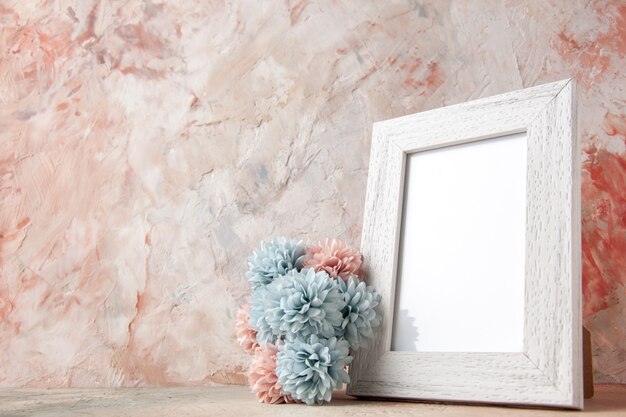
0, 384, 624, 417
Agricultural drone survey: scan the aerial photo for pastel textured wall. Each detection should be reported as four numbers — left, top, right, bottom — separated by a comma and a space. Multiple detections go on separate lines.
0, 0, 624, 386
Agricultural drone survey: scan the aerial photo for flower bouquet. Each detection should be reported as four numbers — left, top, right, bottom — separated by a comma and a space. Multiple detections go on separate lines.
235, 237, 382, 405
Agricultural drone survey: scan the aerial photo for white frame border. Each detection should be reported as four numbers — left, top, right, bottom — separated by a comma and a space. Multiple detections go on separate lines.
348, 79, 582, 409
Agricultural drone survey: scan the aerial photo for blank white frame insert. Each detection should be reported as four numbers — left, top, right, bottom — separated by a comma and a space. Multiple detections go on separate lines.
391, 133, 527, 353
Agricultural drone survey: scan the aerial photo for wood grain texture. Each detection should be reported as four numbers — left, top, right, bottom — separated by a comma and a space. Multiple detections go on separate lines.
349, 80, 582, 408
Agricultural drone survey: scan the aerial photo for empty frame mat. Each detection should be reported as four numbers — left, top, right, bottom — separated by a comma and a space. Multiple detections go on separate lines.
392, 132, 527, 353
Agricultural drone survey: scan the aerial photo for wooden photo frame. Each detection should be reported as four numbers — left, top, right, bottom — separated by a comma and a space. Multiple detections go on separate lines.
348, 79, 582, 409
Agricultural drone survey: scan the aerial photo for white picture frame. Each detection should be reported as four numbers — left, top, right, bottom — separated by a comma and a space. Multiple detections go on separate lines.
348, 79, 582, 409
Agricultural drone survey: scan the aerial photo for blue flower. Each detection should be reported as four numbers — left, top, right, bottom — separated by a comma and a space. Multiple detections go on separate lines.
248, 286, 276, 345
246, 237, 305, 289
276, 335, 352, 405
265, 268, 346, 339
337, 276, 381, 349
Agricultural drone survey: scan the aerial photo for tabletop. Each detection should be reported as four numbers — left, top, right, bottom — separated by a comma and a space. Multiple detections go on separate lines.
1, 384, 624, 417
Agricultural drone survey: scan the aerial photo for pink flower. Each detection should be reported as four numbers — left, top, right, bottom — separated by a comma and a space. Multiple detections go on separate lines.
248, 344, 293, 404
304, 239, 363, 281
235, 304, 259, 353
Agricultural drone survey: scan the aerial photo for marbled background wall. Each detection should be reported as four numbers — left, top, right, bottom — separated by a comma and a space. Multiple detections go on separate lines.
0, 0, 624, 387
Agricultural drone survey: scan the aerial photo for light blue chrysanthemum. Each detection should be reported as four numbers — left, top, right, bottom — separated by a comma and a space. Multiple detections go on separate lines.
248, 286, 276, 345
337, 276, 381, 349
246, 237, 305, 289
264, 268, 346, 340
276, 335, 352, 405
